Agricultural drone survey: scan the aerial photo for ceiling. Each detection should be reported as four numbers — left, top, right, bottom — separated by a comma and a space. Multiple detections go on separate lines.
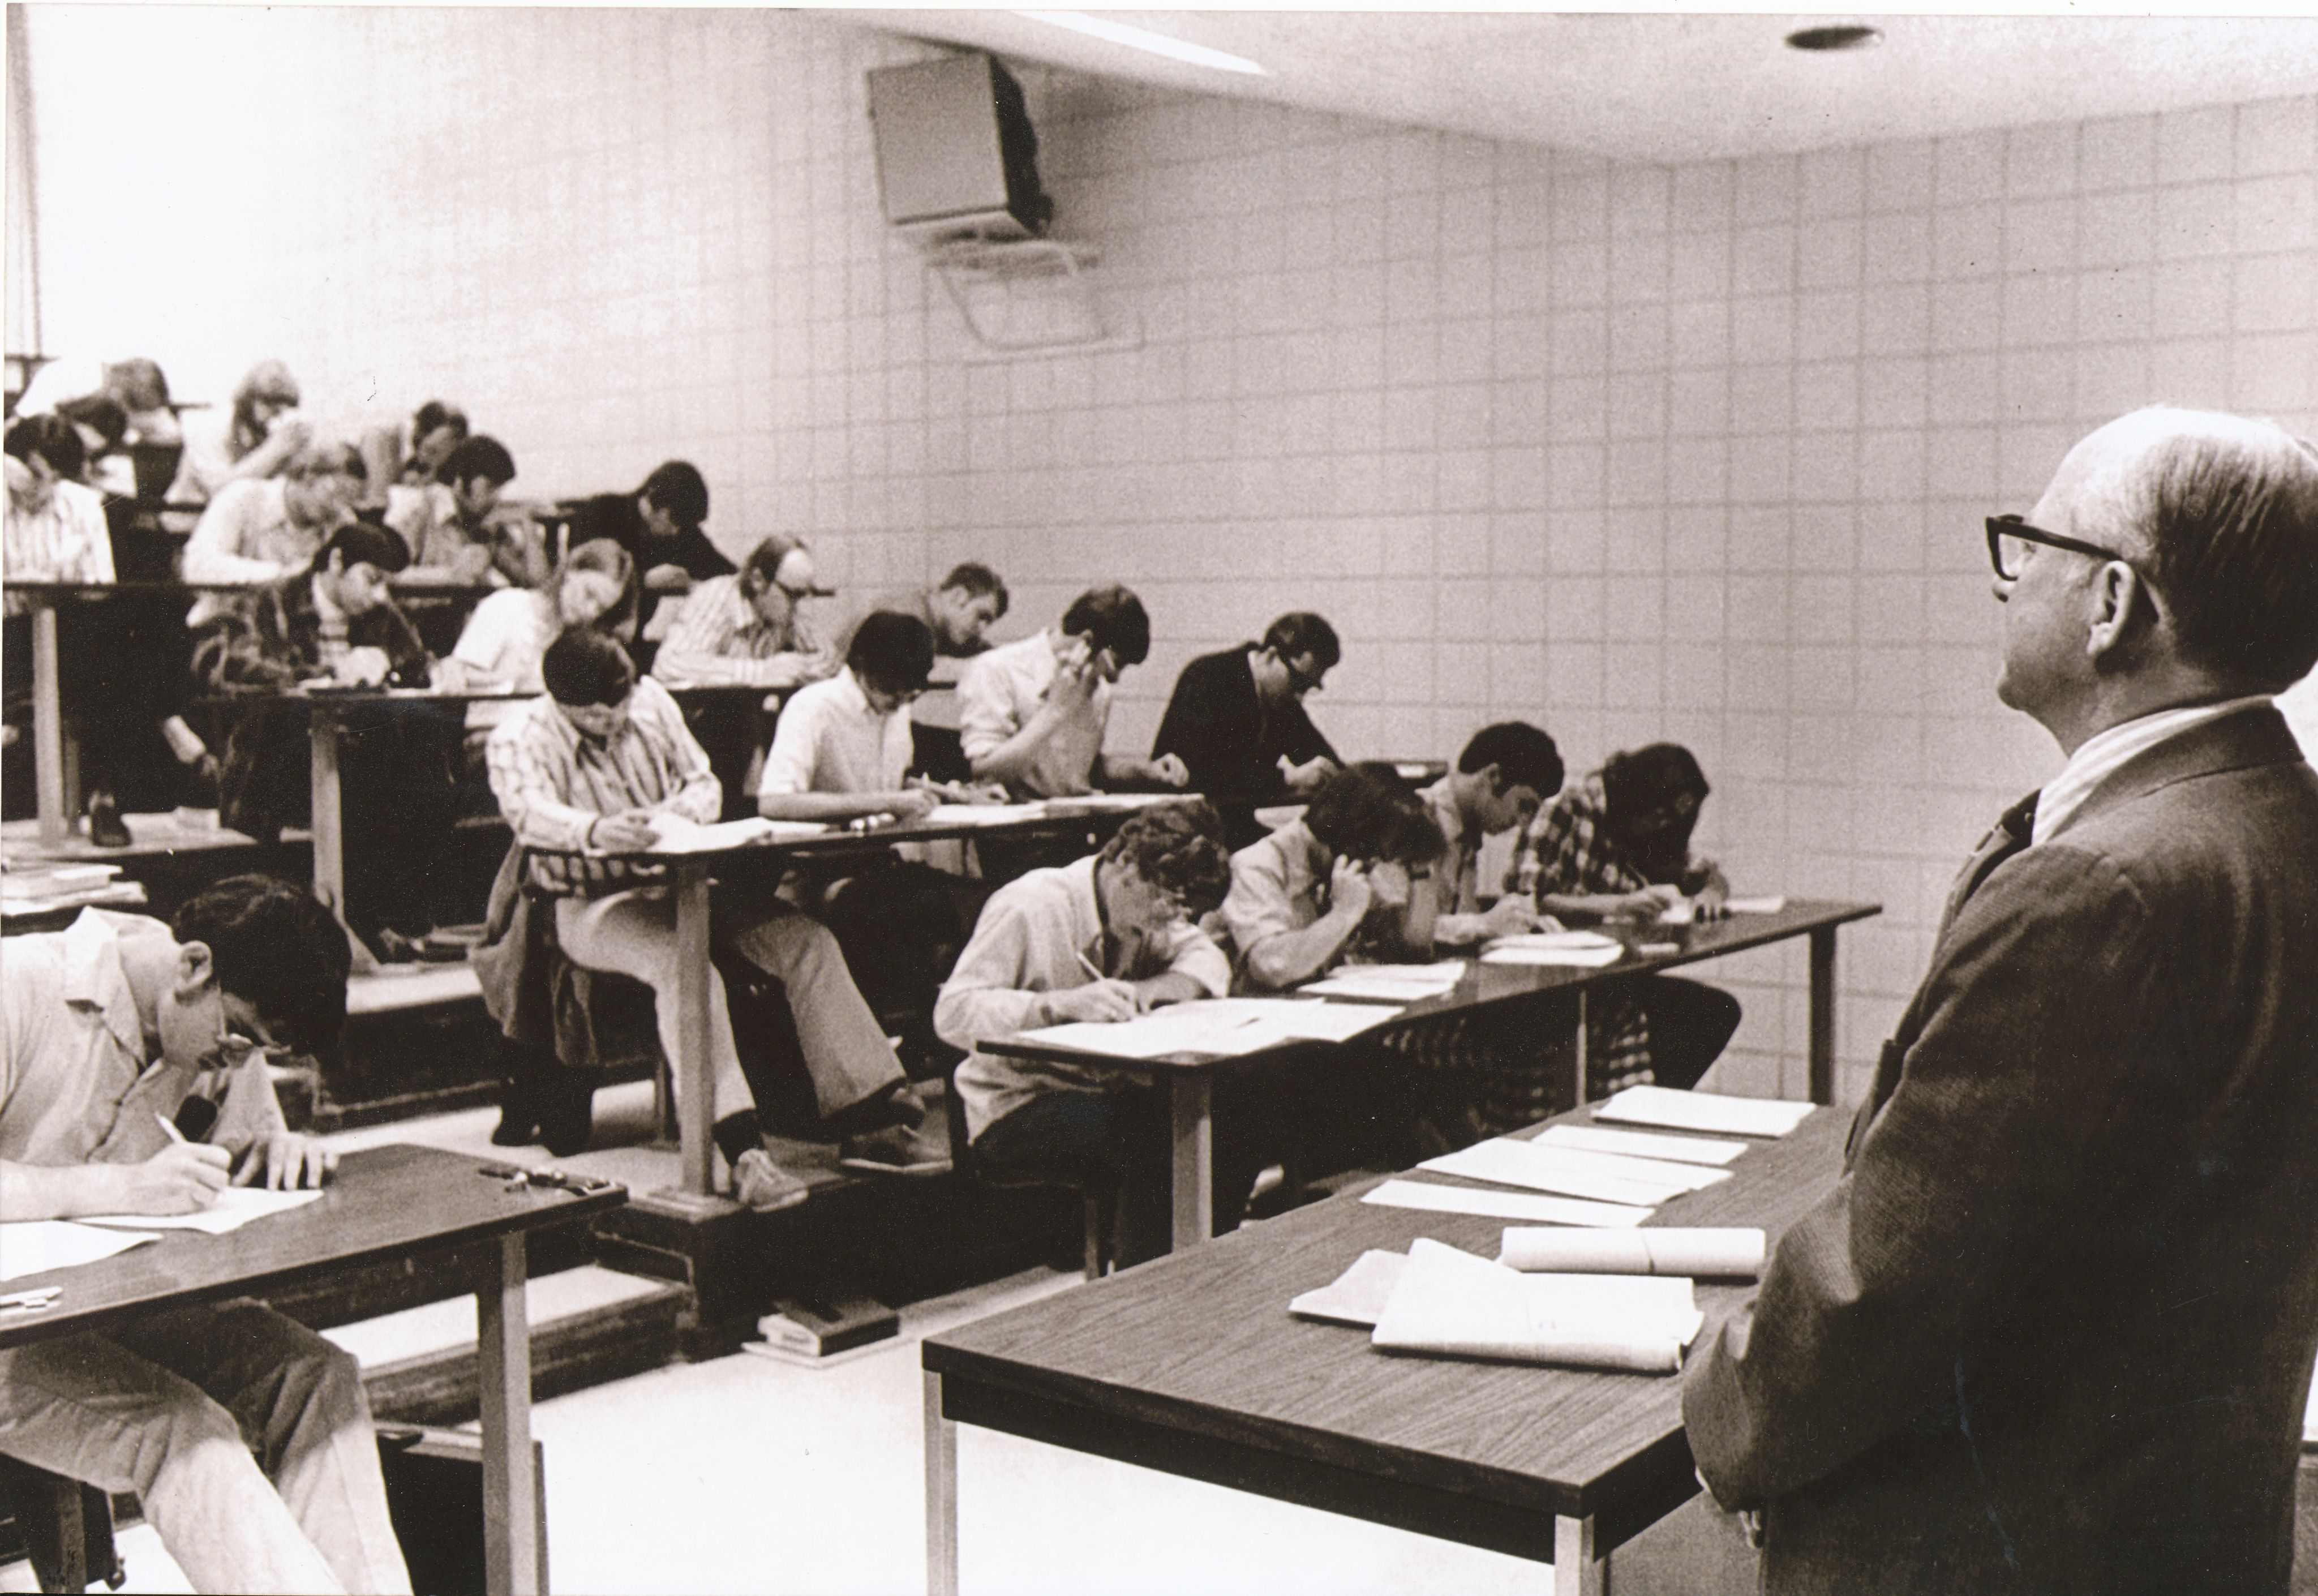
844, 10, 2318, 164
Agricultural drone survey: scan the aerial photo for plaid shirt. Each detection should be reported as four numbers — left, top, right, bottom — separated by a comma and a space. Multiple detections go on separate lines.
651, 574, 832, 690
484, 676, 720, 895
191, 576, 428, 695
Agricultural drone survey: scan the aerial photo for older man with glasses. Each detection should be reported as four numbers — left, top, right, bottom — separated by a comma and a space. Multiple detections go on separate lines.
0, 876, 410, 1594
1686, 407, 2318, 1595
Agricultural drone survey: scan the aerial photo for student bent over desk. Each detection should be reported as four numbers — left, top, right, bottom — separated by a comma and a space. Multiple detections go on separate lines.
0, 878, 410, 1594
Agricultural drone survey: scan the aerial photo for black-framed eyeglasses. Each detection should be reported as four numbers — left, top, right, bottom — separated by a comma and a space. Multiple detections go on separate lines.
1985, 514, 2145, 584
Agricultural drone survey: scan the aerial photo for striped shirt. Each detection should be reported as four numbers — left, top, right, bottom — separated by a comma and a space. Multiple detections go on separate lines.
3, 477, 114, 591
484, 676, 720, 895
652, 574, 831, 690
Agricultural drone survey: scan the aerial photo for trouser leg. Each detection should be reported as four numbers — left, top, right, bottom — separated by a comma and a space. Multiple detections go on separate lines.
0, 1327, 354, 1595
1637, 975, 1742, 1092
718, 901, 904, 1120
115, 1301, 412, 1595
556, 889, 754, 1123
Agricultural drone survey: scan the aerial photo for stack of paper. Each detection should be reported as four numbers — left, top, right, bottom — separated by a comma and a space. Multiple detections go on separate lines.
1367, 1239, 1705, 1371
1725, 896, 1787, 914
1017, 997, 1400, 1061
1419, 1138, 1730, 1207
1479, 930, 1625, 968
0, 1220, 160, 1281
1302, 962, 1468, 1002
922, 803, 1054, 826
1289, 1249, 1410, 1326
1, 864, 147, 921
1360, 1178, 1650, 1228
1592, 1085, 1815, 1138
1499, 1226, 1766, 1277
643, 814, 829, 853
1531, 1123, 1748, 1166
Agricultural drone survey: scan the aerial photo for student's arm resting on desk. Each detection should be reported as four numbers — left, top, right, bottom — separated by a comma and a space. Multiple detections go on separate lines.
935, 898, 1071, 1042
0, 1147, 234, 1219
484, 709, 625, 853
1096, 750, 1189, 789
1683, 843, 2163, 1509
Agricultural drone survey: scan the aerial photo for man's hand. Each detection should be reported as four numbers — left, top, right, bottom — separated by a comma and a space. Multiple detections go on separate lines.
589, 811, 660, 852
1046, 654, 1102, 713
885, 788, 939, 823
334, 646, 392, 687
1479, 893, 1543, 939
1280, 754, 1338, 795
1041, 980, 1138, 1024
642, 564, 693, 594
1693, 879, 1731, 920
234, 1131, 338, 1191
1328, 856, 1376, 924
1148, 753, 1190, 788
123, 1143, 232, 1215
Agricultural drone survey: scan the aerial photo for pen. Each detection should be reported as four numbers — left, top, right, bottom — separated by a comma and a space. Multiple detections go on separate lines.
156, 1112, 186, 1144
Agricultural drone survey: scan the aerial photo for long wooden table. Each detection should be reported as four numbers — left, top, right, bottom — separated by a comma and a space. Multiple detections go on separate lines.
922, 1101, 1847, 1596
0, 1143, 624, 1596
981, 899, 1877, 1252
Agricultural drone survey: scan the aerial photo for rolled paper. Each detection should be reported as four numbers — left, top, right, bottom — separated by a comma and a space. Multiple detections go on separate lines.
1499, 1226, 1766, 1278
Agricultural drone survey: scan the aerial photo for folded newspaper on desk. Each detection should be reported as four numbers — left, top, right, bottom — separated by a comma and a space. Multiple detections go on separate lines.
1298, 1239, 1705, 1372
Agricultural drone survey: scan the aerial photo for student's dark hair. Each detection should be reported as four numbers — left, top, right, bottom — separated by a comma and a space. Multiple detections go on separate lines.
848, 610, 936, 694
543, 626, 636, 707
1059, 585, 1151, 666
639, 460, 709, 529
171, 874, 350, 1056
939, 561, 1009, 617
1101, 800, 1234, 916
55, 394, 130, 453
411, 401, 469, 447
437, 435, 515, 488
1303, 762, 1447, 868
738, 535, 807, 597
1260, 612, 1341, 671
1600, 743, 1710, 881
2121, 410, 2318, 690
103, 357, 171, 415
1458, 722, 1564, 799
315, 518, 411, 578
5, 414, 87, 480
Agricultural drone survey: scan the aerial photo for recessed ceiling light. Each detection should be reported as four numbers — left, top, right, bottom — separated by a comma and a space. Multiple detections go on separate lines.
1785, 24, 1883, 53
1014, 11, 1269, 76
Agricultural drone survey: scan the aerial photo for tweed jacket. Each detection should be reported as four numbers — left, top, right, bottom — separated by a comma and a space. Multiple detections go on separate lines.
1683, 703, 2318, 1595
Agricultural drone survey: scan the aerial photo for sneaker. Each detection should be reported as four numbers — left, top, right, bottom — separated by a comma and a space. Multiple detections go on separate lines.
87, 795, 132, 850
838, 1119, 952, 1177
732, 1148, 811, 1212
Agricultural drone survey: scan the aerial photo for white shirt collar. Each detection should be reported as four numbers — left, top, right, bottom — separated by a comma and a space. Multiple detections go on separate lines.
60, 908, 154, 1061
2034, 695, 2271, 845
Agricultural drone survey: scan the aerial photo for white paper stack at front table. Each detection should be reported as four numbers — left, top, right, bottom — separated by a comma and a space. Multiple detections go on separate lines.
1419, 1138, 1729, 1207
1498, 1226, 1767, 1277
1479, 930, 1625, 968
1368, 1239, 1705, 1371
1592, 1084, 1815, 1138
1531, 1123, 1748, 1166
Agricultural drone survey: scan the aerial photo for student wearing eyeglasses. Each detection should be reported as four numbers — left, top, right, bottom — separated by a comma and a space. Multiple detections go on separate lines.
1150, 611, 1344, 847
0, 876, 411, 1594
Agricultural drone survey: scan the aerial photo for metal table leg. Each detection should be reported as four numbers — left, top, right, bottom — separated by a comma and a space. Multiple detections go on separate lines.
1169, 1071, 1213, 1253
924, 1371, 959, 1596
477, 1233, 541, 1596
1808, 925, 1836, 1105
1553, 1513, 1608, 1595
32, 604, 66, 845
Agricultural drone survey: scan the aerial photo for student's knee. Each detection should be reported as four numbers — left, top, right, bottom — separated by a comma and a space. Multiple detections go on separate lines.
121, 1387, 249, 1501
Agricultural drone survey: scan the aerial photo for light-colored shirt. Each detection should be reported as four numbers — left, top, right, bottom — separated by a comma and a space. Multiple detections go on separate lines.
1419, 775, 1492, 944
938, 854, 1230, 1139
1220, 818, 1333, 986
484, 676, 720, 895
0, 909, 175, 1169
450, 588, 559, 731
956, 629, 1111, 798
181, 478, 325, 585
2033, 694, 2274, 846
3, 478, 114, 589
652, 574, 831, 690
165, 408, 263, 507
758, 667, 911, 798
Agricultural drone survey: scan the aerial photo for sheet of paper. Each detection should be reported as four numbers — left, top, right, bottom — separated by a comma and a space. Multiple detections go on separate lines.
1, 1220, 161, 1281
1288, 1249, 1410, 1327
921, 803, 1053, 826
644, 815, 828, 853
1724, 896, 1788, 914
1531, 1123, 1748, 1166
79, 1187, 324, 1236
1420, 1139, 1718, 1207
1499, 1226, 1766, 1277
1369, 1238, 1703, 1372
1592, 1084, 1816, 1138
1486, 930, 1621, 951
1042, 793, 1184, 812
1301, 961, 1468, 1002
1017, 998, 1401, 1060
1479, 943, 1626, 969
1360, 1178, 1650, 1228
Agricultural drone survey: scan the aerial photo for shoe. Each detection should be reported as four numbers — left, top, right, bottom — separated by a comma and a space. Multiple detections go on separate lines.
87, 795, 132, 849
732, 1148, 812, 1212
838, 1119, 952, 1177
490, 1110, 541, 1147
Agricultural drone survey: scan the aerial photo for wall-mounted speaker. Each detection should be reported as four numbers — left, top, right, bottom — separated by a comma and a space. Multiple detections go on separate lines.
866, 53, 1053, 247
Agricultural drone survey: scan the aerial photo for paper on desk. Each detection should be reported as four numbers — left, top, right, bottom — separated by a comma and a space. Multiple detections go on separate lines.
1532, 1123, 1748, 1166
1499, 1226, 1766, 1278
643, 815, 823, 853
1724, 896, 1787, 914
1370, 1239, 1703, 1372
1, 1221, 161, 1281
1018, 998, 1400, 1060
79, 1187, 323, 1235
1593, 1086, 1814, 1138
1042, 793, 1185, 812
1288, 1249, 1409, 1327
921, 803, 1053, 826
1361, 1178, 1651, 1228
1480, 942, 1626, 968
1420, 1139, 1725, 1207
1301, 962, 1467, 1002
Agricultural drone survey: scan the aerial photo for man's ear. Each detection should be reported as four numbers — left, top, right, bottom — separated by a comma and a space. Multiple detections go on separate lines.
2084, 561, 2148, 663
171, 940, 216, 1001
1478, 762, 1505, 796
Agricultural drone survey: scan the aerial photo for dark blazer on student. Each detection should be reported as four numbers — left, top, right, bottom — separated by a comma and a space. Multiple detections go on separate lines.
1151, 645, 1338, 847
1684, 703, 2318, 1596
